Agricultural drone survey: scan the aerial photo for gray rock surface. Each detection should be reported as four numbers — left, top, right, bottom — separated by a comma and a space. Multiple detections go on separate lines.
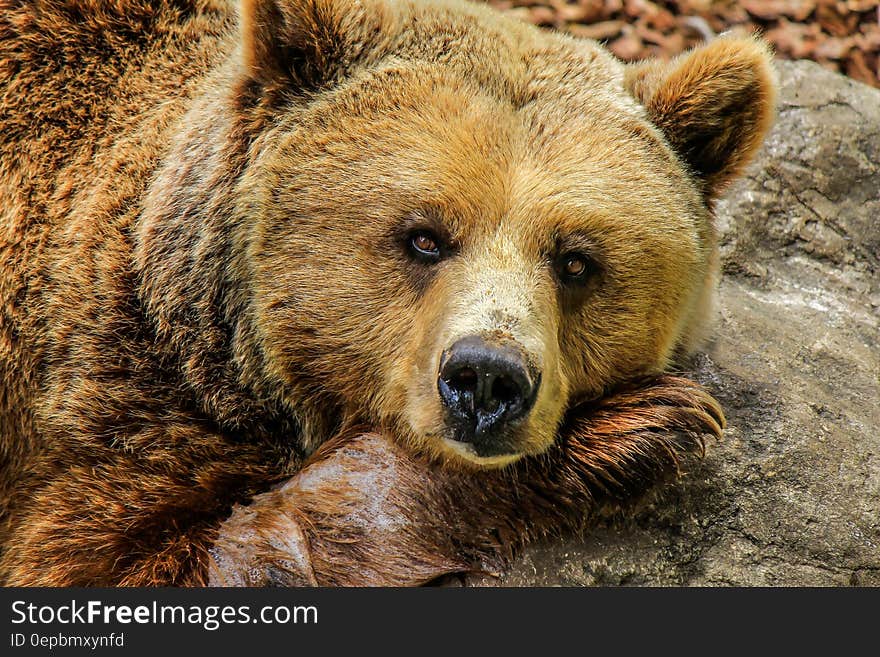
503, 60, 880, 586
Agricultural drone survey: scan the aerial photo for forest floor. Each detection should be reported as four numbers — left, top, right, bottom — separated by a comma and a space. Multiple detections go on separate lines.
486, 1, 880, 88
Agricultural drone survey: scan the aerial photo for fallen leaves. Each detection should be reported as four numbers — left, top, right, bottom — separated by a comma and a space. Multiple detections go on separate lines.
486, 0, 880, 87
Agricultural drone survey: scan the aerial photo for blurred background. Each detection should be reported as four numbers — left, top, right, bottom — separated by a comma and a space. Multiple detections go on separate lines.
485, 1, 880, 88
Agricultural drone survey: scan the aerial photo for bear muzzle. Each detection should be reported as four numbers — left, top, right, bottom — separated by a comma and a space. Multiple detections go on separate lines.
437, 335, 541, 458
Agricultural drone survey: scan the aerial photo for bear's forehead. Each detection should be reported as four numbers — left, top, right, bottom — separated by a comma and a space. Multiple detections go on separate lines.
265, 7, 698, 245
287, 31, 665, 173
389, 8, 633, 117
279, 55, 686, 228
272, 78, 696, 259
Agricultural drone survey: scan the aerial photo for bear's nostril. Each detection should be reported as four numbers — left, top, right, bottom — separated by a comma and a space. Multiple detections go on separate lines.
490, 376, 518, 404
448, 367, 478, 392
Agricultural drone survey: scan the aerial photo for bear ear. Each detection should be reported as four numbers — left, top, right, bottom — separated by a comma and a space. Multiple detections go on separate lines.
625, 35, 777, 200
239, 0, 394, 92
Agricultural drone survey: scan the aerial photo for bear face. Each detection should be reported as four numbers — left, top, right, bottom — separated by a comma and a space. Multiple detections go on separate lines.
138, 0, 775, 467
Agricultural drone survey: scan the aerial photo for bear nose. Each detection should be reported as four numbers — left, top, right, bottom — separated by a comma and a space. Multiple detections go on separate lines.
437, 336, 540, 453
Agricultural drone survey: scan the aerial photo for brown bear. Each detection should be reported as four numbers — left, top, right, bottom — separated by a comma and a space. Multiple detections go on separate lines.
0, 0, 774, 586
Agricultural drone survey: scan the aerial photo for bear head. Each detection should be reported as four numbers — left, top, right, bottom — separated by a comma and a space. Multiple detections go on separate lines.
138, 0, 776, 467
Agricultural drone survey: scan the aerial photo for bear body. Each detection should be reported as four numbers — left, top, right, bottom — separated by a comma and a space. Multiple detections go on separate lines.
0, 0, 773, 585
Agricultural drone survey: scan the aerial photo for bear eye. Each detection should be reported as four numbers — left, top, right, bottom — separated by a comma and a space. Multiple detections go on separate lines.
557, 252, 599, 284
406, 230, 442, 262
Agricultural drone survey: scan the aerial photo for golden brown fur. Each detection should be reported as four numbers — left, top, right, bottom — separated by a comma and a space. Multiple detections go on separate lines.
0, 0, 774, 585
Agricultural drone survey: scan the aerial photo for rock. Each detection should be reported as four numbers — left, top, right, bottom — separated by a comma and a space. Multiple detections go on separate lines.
501, 60, 880, 586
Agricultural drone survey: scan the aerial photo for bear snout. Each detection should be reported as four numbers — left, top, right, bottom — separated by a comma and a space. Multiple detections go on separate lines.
437, 335, 540, 457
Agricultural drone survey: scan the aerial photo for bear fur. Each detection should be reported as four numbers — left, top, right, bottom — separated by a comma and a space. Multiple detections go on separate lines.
0, 0, 774, 585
